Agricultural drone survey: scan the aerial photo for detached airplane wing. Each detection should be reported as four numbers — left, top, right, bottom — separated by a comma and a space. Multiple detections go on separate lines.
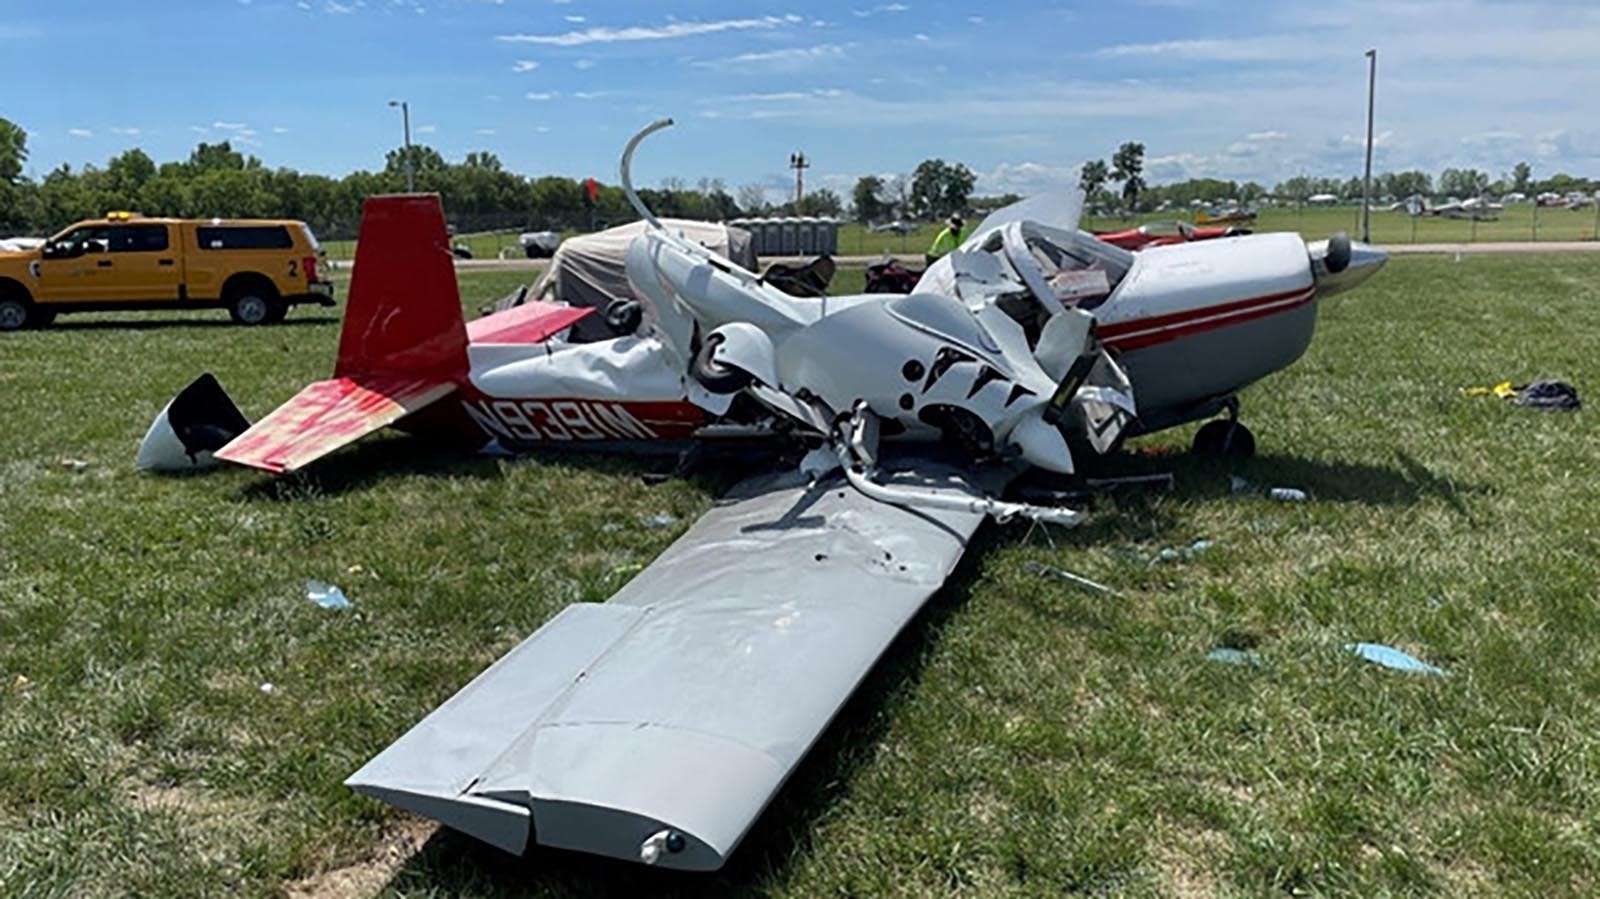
347, 457, 991, 870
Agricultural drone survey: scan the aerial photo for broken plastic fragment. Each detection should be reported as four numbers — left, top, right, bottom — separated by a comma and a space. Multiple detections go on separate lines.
8, 674, 31, 694
1345, 642, 1447, 676
58, 458, 90, 473
642, 513, 680, 529
259, 682, 277, 695
1206, 647, 1262, 667
1268, 487, 1307, 502
306, 580, 351, 610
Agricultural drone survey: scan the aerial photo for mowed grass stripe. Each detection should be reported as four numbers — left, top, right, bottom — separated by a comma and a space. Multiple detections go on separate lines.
1, 256, 1598, 896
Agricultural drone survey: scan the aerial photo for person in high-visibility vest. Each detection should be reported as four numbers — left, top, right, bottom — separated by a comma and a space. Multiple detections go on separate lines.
925, 214, 965, 265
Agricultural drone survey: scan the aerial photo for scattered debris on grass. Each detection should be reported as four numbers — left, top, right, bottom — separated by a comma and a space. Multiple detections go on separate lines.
1345, 642, 1448, 676
306, 580, 351, 610
1086, 473, 1175, 492
259, 682, 277, 695
642, 512, 680, 529
9, 674, 31, 694
601, 522, 623, 534
1205, 647, 1263, 668
1462, 378, 1581, 410
1024, 560, 1118, 596
612, 562, 645, 578
1149, 538, 1214, 565
1231, 477, 1308, 502
57, 458, 89, 473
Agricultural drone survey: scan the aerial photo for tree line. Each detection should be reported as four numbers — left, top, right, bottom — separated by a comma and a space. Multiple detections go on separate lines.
1, 116, 1594, 240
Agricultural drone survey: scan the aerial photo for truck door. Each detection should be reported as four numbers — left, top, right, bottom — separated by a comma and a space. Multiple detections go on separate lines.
33, 226, 112, 302
108, 224, 182, 301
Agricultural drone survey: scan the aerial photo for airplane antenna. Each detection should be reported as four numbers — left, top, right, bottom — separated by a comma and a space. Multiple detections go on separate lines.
621, 118, 674, 231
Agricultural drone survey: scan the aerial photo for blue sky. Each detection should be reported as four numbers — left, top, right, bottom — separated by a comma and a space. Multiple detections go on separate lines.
4, 0, 1600, 198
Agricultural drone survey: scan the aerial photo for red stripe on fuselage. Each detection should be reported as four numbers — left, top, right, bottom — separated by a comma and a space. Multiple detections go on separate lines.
1101, 287, 1316, 352
1097, 286, 1313, 339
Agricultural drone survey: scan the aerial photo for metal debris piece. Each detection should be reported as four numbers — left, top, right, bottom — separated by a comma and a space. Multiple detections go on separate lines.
1345, 642, 1447, 677
1205, 647, 1262, 667
1023, 560, 1117, 596
306, 580, 352, 610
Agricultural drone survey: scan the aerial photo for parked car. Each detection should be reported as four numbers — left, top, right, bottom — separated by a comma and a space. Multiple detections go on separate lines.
0, 212, 334, 330
519, 230, 561, 259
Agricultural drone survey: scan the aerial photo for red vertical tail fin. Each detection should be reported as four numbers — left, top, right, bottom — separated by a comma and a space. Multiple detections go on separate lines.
336, 194, 468, 382
211, 195, 470, 474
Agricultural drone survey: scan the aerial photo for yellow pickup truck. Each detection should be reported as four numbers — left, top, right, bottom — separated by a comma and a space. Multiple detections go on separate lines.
0, 212, 335, 330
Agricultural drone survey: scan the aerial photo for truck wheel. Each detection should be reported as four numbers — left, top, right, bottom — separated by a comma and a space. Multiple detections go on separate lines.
263, 300, 288, 324
0, 298, 30, 331
227, 288, 277, 326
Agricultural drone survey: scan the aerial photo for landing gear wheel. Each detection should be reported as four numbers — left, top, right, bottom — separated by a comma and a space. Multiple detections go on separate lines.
228, 291, 274, 326
1192, 419, 1256, 457
691, 334, 754, 395
0, 298, 31, 332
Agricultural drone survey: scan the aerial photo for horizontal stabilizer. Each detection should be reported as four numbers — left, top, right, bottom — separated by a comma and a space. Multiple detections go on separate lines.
347, 458, 993, 870
215, 376, 456, 473
466, 300, 592, 345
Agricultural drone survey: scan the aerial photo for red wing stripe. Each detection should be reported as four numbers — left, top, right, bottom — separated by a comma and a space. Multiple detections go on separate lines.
1097, 285, 1313, 339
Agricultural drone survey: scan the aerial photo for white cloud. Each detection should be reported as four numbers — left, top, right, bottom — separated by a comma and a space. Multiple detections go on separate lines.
975, 161, 1080, 196
563, 14, 584, 23
525, 91, 557, 100
1246, 130, 1288, 142
574, 58, 596, 69
212, 121, 248, 131
415, 124, 437, 134
324, 0, 353, 12
512, 59, 539, 72
573, 91, 608, 100
110, 127, 141, 136
852, 3, 909, 17
67, 128, 93, 139
497, 14, 802, 46
474, 128, 497, 135
272, 126, 291, 134
706, 42, 850, 67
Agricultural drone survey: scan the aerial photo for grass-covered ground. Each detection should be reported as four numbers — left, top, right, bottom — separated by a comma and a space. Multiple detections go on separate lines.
3, 254, 1599, 897
322, 203, 1600, 261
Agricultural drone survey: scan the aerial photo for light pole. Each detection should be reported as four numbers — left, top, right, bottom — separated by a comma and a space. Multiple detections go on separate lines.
388, 99, 414, 192
789, 151, 809, 214
1361, 49, 1377, 244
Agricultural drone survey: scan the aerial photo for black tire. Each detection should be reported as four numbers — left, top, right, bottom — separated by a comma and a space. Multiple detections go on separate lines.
0, 297, 31, 332
263, 300, 289, 324
1192, 419, 1256, 457
691, 334, 754, 395
226, 280, 280, 326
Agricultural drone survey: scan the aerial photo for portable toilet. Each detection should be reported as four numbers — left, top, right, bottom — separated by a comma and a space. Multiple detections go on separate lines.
797, 217, 817, 255
818, 218, 838, 255
779, 219, 799, 255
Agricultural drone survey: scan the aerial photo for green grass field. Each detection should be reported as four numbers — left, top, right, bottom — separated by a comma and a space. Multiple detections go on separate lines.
320, 204, 1600, 262
4, 255, 1600, 897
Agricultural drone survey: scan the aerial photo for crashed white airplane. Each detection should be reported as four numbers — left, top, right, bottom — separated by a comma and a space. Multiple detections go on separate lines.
141, 119, 1386, 870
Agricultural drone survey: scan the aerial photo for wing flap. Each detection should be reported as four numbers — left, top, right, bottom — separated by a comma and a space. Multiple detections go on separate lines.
215, 376, 456, 473
347, 458, 990, 870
